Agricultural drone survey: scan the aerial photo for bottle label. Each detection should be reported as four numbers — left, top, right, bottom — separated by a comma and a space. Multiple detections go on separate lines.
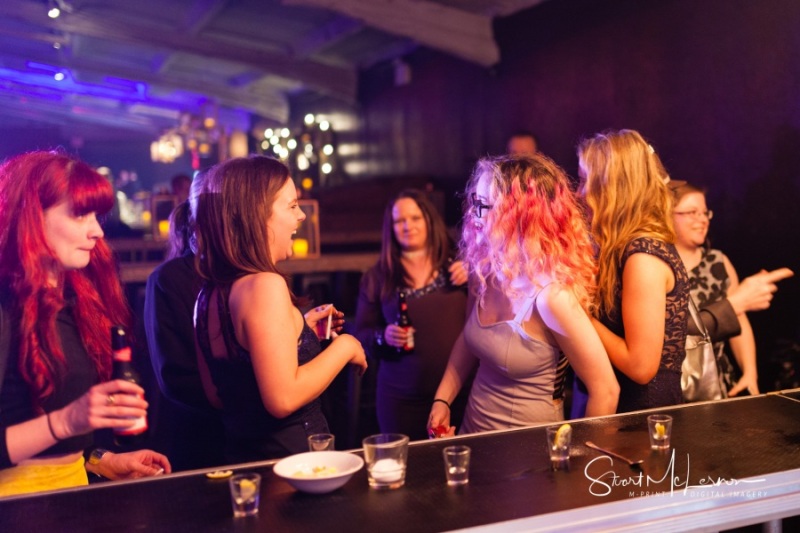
112, 346, 132, 362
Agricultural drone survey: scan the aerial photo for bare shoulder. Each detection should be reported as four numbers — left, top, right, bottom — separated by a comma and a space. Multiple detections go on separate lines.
537, 282, 582, 317
231, 272, 291, 306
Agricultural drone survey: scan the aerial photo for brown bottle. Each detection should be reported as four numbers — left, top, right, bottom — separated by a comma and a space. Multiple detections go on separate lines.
397, 291, 414, 353
111, 325, 148, 448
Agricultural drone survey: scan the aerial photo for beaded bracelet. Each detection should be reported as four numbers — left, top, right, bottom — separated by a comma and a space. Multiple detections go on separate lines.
432, 398, 451, 410
46, 412, 63, 441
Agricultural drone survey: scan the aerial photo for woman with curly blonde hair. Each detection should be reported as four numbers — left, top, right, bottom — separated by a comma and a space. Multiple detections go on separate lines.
578, 129, 689, 412
428, 154, 618, 435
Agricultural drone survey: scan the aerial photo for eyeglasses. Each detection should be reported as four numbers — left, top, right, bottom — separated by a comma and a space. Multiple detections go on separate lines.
471, 193, 493, 219
674, 209, 714, 220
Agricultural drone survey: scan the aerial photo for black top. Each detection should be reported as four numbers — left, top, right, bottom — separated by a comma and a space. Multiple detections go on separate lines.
599, 237, 689, 413
0, 294, 96, 459
144, 252, 225, 470
195, 283, 328, 463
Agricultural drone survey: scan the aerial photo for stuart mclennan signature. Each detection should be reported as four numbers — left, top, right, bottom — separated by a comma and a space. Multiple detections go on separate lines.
583, 450, 766, 497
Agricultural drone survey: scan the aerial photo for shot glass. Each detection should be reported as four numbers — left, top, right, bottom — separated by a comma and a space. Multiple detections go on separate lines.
546, 425, 571, 470
442, 445, 471, 486
648, 414, 673, 451
308, 433, 335, 451
229, 473, 261, 518
362, 433, 409, 490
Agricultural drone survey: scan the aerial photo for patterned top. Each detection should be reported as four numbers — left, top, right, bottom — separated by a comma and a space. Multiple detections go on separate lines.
687, 248, 736, 395
599, 237, 690, 412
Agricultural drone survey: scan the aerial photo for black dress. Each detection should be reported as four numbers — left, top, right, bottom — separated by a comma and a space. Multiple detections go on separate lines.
195, 284, 328, 463
599, 238, 690, 413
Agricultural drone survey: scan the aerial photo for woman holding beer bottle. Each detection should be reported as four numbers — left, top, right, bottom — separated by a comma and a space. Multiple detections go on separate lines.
355, 189, 469, 440
0, 151, 170, 498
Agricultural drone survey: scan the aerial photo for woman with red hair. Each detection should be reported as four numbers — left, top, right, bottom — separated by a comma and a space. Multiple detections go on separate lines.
0, 151, 170, 497
428, 153, 618, 435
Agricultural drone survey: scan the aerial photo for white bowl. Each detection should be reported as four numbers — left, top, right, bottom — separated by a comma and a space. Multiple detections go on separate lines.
273, 451, 364, 494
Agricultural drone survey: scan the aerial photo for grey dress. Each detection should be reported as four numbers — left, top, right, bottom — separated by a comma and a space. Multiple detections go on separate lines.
460, 284, 568, 434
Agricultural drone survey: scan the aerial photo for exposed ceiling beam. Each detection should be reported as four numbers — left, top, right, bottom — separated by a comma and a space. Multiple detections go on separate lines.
284, 0, 500, 66
292, 15, 364, 59
3, 0, 357, 101
155, 0, 232, 74
0, 46, 290, 123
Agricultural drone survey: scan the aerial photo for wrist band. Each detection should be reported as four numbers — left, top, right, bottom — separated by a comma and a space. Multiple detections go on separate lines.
432, 398, 451, 410
46, 412, 63, 441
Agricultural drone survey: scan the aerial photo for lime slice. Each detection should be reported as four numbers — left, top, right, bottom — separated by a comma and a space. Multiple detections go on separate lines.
555, 423, 572, 448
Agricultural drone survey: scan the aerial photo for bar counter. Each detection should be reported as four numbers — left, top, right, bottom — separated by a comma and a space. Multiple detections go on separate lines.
2, 392, 800, 532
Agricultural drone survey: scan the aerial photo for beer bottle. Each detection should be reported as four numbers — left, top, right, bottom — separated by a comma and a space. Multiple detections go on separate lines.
397, 291, 414, 353
111, 325, 148, 447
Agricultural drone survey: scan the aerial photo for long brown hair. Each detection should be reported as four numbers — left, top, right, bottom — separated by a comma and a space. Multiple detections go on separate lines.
193, 155, 295, 292
378, 189, 453, 299
0, 151, 130, 407
578, 129, 675, 316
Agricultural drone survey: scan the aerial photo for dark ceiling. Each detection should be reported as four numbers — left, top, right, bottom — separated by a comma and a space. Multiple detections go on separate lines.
0, 0, 545, 142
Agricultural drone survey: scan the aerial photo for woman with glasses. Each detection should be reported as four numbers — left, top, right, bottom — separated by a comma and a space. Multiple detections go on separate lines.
354, 189, 469, 440
578, 129, 690, 413
670, 180, 758, 399
427, 154, 618, 436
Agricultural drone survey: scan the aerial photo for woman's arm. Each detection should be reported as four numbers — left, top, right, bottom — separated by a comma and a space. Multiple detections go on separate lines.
722, 256, 759, 396
428, 331, 477, 433
230, 272, 367, 419
537, 284, 619, 417
593, 253, 672, 385
5, 380, 149, 465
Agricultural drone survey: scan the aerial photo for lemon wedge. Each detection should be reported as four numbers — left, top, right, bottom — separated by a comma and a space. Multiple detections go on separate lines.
654, 422, 666, 439
239, 479, 258, 501
554, 423, 572, 448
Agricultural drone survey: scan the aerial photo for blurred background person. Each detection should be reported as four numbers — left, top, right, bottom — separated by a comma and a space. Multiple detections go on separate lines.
144, 171, 226, 471
0, 151, 170, 497
170, 173, 192, 204
506, 130, 538, 155
355, 189, 469, 441
192, 155, 366, 462
578, 129, 689, 413
428, 154, 618, 436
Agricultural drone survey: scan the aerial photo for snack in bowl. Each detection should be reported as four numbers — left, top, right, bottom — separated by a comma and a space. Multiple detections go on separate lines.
273, 451, 364, 494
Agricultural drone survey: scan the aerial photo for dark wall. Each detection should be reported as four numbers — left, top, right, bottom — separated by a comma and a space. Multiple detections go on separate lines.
356, 0, 800, 387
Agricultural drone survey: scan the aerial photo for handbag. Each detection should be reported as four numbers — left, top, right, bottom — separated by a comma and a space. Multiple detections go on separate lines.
681, 297, 724, 402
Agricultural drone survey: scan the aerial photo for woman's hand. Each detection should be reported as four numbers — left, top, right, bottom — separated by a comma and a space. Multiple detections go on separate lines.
427, 402, 455, 438
727, 268, 793, 314
94, 449, 172, 480
448, 260, 468, 287
304, 304, 346, 339
728, 373, 760, 397
384, 324, 415, 350
53, 380, 149, 439
330, 334, 368, 376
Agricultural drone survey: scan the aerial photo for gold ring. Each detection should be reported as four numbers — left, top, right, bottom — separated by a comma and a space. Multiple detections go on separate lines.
106, 394, 116, 406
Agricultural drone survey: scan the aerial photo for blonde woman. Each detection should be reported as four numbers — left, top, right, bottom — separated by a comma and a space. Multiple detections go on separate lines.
428, 154, 618, 435
578, 129, 689, 412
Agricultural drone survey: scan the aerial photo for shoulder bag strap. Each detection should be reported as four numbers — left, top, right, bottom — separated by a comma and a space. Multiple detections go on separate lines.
687, 296, 712, 344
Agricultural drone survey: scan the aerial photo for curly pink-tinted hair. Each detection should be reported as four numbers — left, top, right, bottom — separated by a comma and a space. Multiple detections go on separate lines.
461, 153, 597, 312
0, 151, 130, 408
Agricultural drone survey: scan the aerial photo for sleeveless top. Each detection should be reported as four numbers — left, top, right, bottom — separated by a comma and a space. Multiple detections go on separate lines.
687, 248, 736, 394
195, 284, 328, 463
599, 238, 689, 413
460, 283, 568, 434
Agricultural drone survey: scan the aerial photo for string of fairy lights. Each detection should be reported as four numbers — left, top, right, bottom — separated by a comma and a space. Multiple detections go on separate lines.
257, 113, 338, 193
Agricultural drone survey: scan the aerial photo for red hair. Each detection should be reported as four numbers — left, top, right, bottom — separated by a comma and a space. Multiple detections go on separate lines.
0, 151, 131, 408
462, 154, 597, 312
